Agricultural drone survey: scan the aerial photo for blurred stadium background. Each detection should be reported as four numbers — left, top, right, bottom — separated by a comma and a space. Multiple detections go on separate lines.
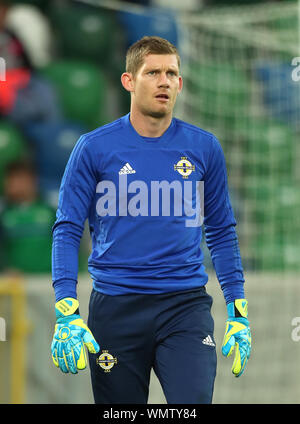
0, 0, 299, 404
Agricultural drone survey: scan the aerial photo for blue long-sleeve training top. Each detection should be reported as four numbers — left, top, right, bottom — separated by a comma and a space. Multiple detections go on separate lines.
52, 113, 245, 304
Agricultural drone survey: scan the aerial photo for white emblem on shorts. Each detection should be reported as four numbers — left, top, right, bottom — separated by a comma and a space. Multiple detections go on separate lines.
202, 335, 215, 347
96, 350, 118, 373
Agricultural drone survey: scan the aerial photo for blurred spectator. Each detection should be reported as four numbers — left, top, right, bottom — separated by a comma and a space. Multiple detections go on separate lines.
0, 119, 28, 200
0, 159, 55, 274
5, 1, 54, 69
0, 0, 62, 127
0, 1, 91, 209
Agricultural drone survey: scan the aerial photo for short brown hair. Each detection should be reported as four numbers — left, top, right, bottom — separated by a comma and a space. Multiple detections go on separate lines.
126, 36, 181, 76
5, 159, 36, 178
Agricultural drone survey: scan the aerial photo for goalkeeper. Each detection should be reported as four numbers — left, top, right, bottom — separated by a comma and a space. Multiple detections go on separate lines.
51, 36, 251, 404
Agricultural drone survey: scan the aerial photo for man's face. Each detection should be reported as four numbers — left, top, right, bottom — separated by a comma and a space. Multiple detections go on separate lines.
4, 171, 37, 204
129, 54, 182, 119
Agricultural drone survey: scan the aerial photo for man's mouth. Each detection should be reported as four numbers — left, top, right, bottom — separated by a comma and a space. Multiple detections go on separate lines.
155, 94, 169, 101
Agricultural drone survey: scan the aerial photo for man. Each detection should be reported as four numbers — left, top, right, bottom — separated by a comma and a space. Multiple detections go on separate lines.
51, 36, 251, 404
0, 160, 55, 273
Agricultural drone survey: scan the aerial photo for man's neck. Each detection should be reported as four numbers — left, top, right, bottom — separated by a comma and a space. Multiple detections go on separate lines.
129, 108, 172, 138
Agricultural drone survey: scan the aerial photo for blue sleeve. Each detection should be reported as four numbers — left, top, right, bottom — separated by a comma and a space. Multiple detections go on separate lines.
52, 135, 97, 302
203, 136, 245, 304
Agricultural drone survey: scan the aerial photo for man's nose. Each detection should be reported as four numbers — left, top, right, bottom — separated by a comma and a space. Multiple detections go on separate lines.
157, 72, 170, 87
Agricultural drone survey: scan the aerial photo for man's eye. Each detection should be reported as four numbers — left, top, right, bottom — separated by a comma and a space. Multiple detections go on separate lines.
148, 71, 156, 75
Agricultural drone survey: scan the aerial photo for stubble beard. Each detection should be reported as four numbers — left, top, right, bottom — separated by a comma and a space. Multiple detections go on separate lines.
140, 104, 170, 120
148, 110, 167, 119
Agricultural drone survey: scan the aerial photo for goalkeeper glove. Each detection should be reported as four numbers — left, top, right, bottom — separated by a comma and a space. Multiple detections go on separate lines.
51, 297, 100, 374
222, 298, 251, 377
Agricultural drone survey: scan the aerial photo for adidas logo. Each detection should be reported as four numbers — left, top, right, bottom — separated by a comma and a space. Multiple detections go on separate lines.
202, 335, 215, 347
119, 163, 136, 175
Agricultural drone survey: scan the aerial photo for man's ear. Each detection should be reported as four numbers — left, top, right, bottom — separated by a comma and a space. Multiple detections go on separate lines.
121, 72, 135, 93
178, 75, 183, 94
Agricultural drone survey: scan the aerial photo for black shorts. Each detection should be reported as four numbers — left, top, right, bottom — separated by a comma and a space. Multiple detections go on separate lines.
87, 286, 217, 404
